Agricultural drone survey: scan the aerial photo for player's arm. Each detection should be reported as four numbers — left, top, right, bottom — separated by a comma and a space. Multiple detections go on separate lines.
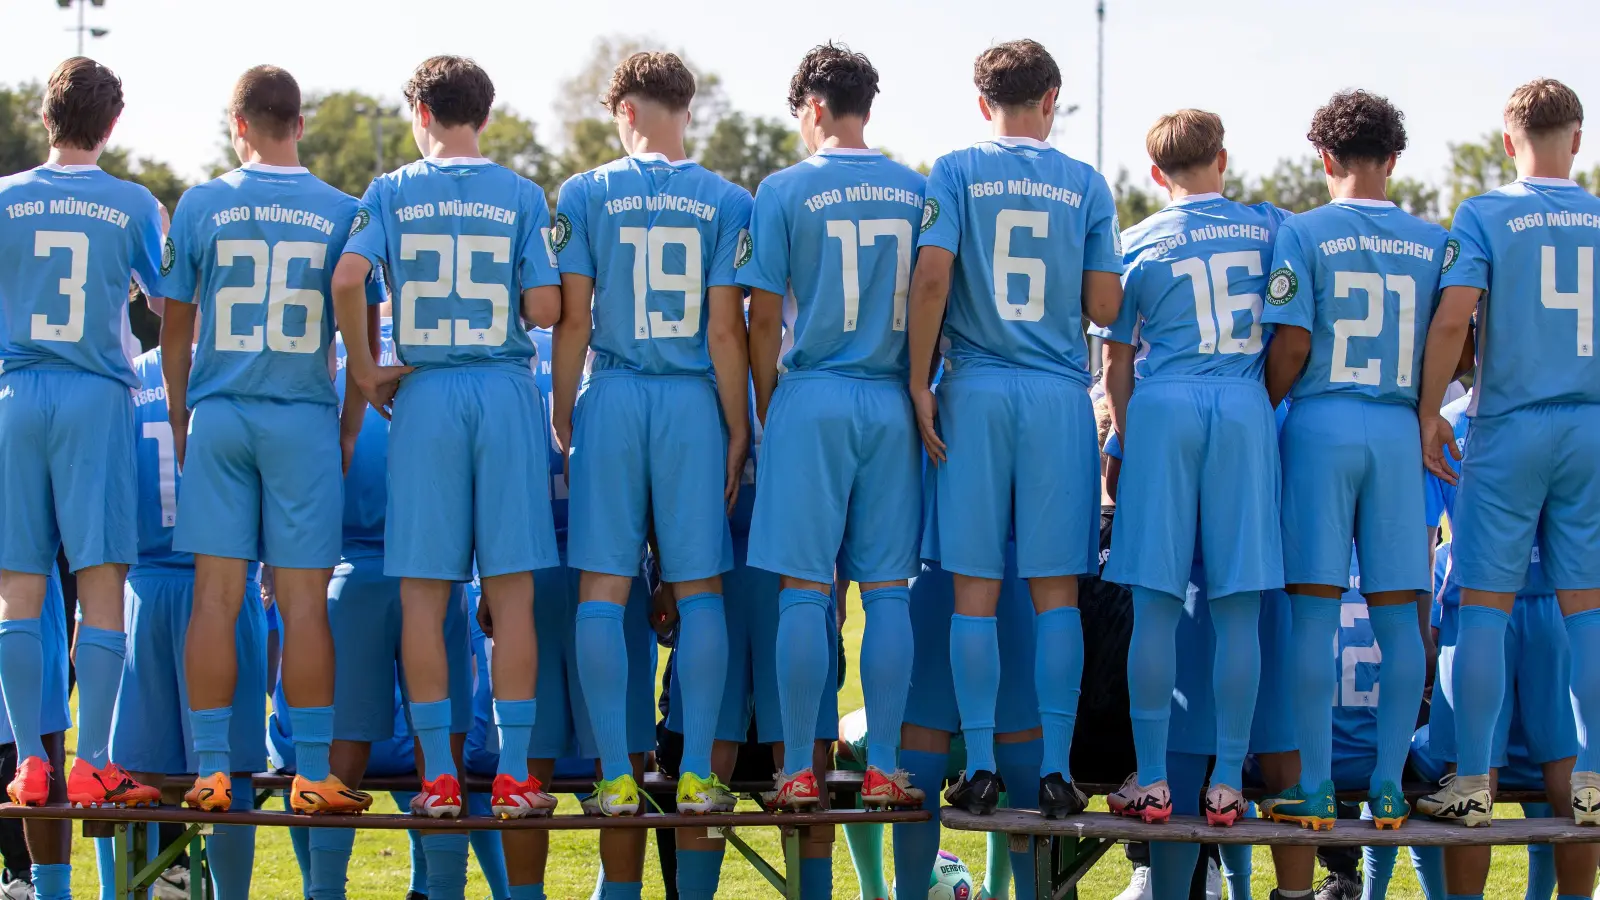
1417, 286, 1478, 484
1103, 340, 1135, 442
551, 273, 592, 458
159, 300, 196, 467
337, 303, 382, 474
518, 183, 564, 329
521, 286, 561, 329
738, 182, 790, 427
332, 253, 409, 419
1081, 171, 1124, 327
1261, 225, 1317, 408
1082, 272, 1123, 328
907, 247, 953, 462
707, 285, 751, 515
748, 288, 783, 426
1265, 325, 1310, 408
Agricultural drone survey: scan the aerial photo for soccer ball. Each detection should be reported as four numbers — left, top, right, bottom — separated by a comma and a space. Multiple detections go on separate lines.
928, 849, 975, 900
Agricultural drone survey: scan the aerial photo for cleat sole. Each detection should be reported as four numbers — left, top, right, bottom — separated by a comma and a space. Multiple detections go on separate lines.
1372, 818, 1407, 831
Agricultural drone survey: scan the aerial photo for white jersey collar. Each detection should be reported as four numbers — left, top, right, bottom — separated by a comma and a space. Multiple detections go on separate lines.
239, 161, 309, 175
630, 152, 696, 168
815, 147, 881, 157
40, 162, 100, 173
1521, 176, 1580, 187
1332, 197, 1396, 208
426, 156, 493, 167
1169, 192, 1223, 206
988, 135, 1052, 150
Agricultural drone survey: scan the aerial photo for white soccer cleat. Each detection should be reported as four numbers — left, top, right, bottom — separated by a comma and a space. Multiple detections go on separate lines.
1572, 770, 1600, 825
1113, 864, 1153, 900
1416, 772, 1492, 827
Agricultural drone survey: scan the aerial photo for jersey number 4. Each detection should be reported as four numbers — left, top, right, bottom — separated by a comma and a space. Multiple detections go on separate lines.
1541, 246, 1594, 357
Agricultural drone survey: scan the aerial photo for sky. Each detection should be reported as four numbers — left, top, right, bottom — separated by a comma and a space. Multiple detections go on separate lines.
4, 0, 1598, 191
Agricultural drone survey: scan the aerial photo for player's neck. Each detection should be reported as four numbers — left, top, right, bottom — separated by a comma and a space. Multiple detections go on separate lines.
817, 120, 869, 152
419, 129, 483, 161
235, 141, 301, 169
1325, 173, 1389, 203
990, 111, 1050, 144
627, 133, 688, 162
1515, 155, 1575, 181
1166, 179, 1223, 202
46, 145, 102, 168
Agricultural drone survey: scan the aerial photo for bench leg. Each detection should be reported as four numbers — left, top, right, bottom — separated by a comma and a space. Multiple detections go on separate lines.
784, 826, 803, 900
130, 823, 204, 900
1031, 835, 1115, 900
722, 826, 790, 896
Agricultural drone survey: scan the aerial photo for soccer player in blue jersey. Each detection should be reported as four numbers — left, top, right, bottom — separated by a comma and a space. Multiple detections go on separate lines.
1093, 109, 1285, 827
740, 42, 924, 818
158, 66, 375, 817
907, 38, 1121, 820
1260, 91, 1441, 833
1415, 78, 1600, 832
333, 56, 562, 836
552, 52, 752, 826
0, 57, 165, 816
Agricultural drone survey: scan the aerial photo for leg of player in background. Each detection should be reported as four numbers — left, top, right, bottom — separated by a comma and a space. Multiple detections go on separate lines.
416, 734, 470, 900
676, 740, 737, 900
465, 793, 511, 900
403, 577, 466, 816
1358, 805, 1399, 898
305, 741, 369, 900
1028, 577, 1086, 820
775, 577, 832, 810
1366, 590, 1426, 826
798, 739, 836, 900
1121, 586, 1181, 819
1149, 750, 1210, 899
23, 733, 68, 900
1275, 584, 1343, 830
1219, 837, 1251, 899
186, 556, 251, 801
207, 774, 256, 899
1421, 590, 1513, 827
1257, 750, 1316, 895
483, 571, 550, 820
895, 724, 952, 895
949, 575, 1004, 812
1560, 595, 1600, 826
595, 753, 649, 899
993, 729, 1044, 899
273, 566, 342, 810
575, 573, 642, 815
1440, 769, 1496, 898
1518, 802, 1558, 900
502, 757, 555, 899
1541, 756, 1598, 898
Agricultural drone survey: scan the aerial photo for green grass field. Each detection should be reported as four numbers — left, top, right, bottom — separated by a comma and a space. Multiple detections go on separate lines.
60, 585, 1538, 898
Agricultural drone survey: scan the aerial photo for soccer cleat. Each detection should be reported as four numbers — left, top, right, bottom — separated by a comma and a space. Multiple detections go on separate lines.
861, 766, 926, 810
677, 771, 737, 815
67, 760, 160, 808
6, 756, 51, 807
943, 769, 1003, 816
1204, 783, 1248, 827
770, 768, 822, 812
1107, 774, 1171, 823
184, 771, 233, 812
1112, 864, 1152, 900
411, 774, 463, 819
491, 773, 557, 819
1038, 773, 1088, 819
590, 773, 642, 817
1367, 780, 1410, 830
1572, 770, 1600, 825
1416, 772, 1492, 827
1313, 870, 1362, 900
1267, 779, 1336, 831
290, 774, 373, 815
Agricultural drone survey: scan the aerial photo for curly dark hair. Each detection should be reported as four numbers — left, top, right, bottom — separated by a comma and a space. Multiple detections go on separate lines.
403, 56, 495, 130
1307, 89, 1407, 165
787, 43, 879, 119
603, 52, 696, 114
974, 40, 1061, 109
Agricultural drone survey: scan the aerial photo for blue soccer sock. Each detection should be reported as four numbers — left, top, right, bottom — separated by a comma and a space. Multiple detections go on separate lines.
800, 856, 832, 900
288, 705, 335, 783
422, 832, 469, 900
775, 589, 831, 773
1220, 841, 1251, 900
995, 739, 1041, 898
1409, 846, 1445, 899
574, 601, 632, 781
1127, 587, 1182, 785
510, 885, 546, 900
494, 698, 536, 781
95, 823, 156, 900
465, 793, 510, 899
1289, 593, 1341, 791
1445, 894, 1484, 900
1150, 757, 1204, 900
1454, 605, 1511, 777
402, 824, 427, 894
891, 748, 947, 897
676, 847, 725, 900
1361, 844, 1398, 900
74, 625, 125, 768
1209, 591, 1260, 790
308, 822, 354, 900
602, 882, 643, 900
209, 775, 257, 899
190, 706, 233, 778
676, 592, 728, 778
950, 614, 999, 777
410, 699, 458, 782
1565, 610, 1600, 773
861, 587, 913, 773
0, 618, 46, 760
1368, 602, 1425, 793
1034, 607, 1082, 780
31, 863, 69, 900
288, 825, 312, 892
1523, 803, 1557, 900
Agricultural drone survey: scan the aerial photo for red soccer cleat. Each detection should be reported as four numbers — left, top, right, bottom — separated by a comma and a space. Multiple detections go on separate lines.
67, 760, 160, 809
490, 773, 557, 819
412, 773, 463, 819
6, 756, 52, 807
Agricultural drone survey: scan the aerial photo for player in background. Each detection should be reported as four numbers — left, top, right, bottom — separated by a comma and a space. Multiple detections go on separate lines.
1259, 91, 1440, 835
1415, 78, 1600, 832
0, 58, 164, 841
1093, 109, 1284, 829
907, 39, 1121, 818
333, 55, 562, 845
552, 52, 751, 835
741, 42, 924, 826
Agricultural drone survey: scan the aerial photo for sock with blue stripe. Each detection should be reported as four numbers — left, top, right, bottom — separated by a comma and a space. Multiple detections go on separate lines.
800, 856, 832, 900
510, 885, 546, 900
776, 589, 831, 774
861, 587, 913, 772
494, 698, 536, 780
676, 847, 725, 900
950, 614, 999, 777
1289, 593, 1340, 791
466, 792, 510, 899
602, 882, 643, 900
209, 775, 257, 899
891, 748, 947, 898
288, 705, 335, 783
422, 832, 469, 900
574, 601, 632, 781
1209, 591, 1260, 790
1565, 609, 1600, 773
1127, 587, 1181, 785
1034, 606, 1082, 780
676, 592, 728, 778
74, 625, 124, 768
0, 618, 46, 760
1454, 605, 1511, 777
1368, 601, 1425, 793
32, 864, 69, 900
410, 699, 457, 782
190, 706, 233, 778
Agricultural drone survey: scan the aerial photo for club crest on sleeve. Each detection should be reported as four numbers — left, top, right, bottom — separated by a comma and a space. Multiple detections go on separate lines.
1266, 267, 1297, 306
159, 237, 175, 276
551, 213, 572, 253
1441, 238, 1460, 274
921, 198, 940, 234
734, 228, 752, 268
349, 209, 370, 238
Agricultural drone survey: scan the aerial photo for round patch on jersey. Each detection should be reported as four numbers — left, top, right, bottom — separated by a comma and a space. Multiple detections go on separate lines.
1441, 238, 1460, 274
349, 208, 370, 238
734, 228, 752, 268
159, 237, 175, 276
921, 198, 940, 234
1266, 267, 1297, 306
551, 213, 572, 253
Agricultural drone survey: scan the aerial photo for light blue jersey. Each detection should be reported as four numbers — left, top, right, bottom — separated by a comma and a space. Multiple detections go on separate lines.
0, 163, 162, 388
160, 163, 377, 406
334, 321, 396, 559
554, 154, 752, 376
527, 328, 566, 539
918, 137, 1120, 382
1331, 553, 1380, 770
1441, 178, 1600, 418
735, 149, 925, 379
1263, 200, 1448, 406
130, 349, 187, 572
342, 157, 560, 370
1093, 194, 1286, 379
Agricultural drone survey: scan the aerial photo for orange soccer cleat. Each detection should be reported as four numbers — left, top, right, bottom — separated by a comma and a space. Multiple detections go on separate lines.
6, 756, 52, 807
289, 774, 373, 815
184, 772, 233, 812
67, 760, 160, 809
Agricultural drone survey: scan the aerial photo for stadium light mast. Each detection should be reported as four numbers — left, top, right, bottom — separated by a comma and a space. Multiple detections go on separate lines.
56, 0, 109, 56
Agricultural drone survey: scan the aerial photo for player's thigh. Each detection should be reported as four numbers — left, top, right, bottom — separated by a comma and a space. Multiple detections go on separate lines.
253, 400, 343, 569
385, 370, 474, 580
934, 373, 1014, 580
1251, 588, 1297, 754
1451, 409, 1548, 593
1513, 597, 1580, 766
748, 376, 854, 585
1013, 377, 1099, 580
112, 576, 190, 775
566, 375, 651, 579
647, 378, 733, 584
174, 396, 262, 561
528, 565, 578, 760
471, 369, 559, 578
1105, 379, 1206, 598
327, 559, 403, 743
0, 371, 60, 574
229, 585, 269, 774
1199, 380, 1284, 597
839, 381, 921, 585
994, 545, 1042, 734
1540, 403, 1600, 590
903, 562, 959, 733
1279, 397, 1366, 588
1352, 403, 1431, 594
42, 370, 137, 571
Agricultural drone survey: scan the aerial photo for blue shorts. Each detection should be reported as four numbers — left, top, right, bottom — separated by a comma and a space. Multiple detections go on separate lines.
1453, 403, 1600, 592
903, 552, 1040, 735
0, 571, 71, 745
0, 368, 135, 573
1331, 753, 1377, 794
747, 374, 921, 584
1410, 724, 1546, 792
935, 370, 1099, 579
386, 365, 558, 581
568, 372, 732, 583
327, 556, 472, 742
1105, 377, 1282, 599
1279, 396, 1429, 593
1251, 589, 1297, 754
112, 572, 266, 774
174, 397, 342, 568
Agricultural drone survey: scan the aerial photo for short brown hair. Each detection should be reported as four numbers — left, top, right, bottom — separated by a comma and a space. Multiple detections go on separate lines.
1505, 78, 1583, 135
42, 57, 123, 151
230, 66, 301, 141
603, 52, 696, 114
1146, 110, 1225, 174
403, 56, 494, 130
973, 40, 1061, 109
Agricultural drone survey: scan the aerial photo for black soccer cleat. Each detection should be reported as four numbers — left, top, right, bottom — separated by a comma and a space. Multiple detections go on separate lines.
943, 769, 1004, 815
1038, 772, 1089, 819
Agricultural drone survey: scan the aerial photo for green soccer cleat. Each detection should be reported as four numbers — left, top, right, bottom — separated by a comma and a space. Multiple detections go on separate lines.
590, 773, 642, 817
676, 771, 736, 815
1266, 779, 1337, 831
1368, 780, 1411, 830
